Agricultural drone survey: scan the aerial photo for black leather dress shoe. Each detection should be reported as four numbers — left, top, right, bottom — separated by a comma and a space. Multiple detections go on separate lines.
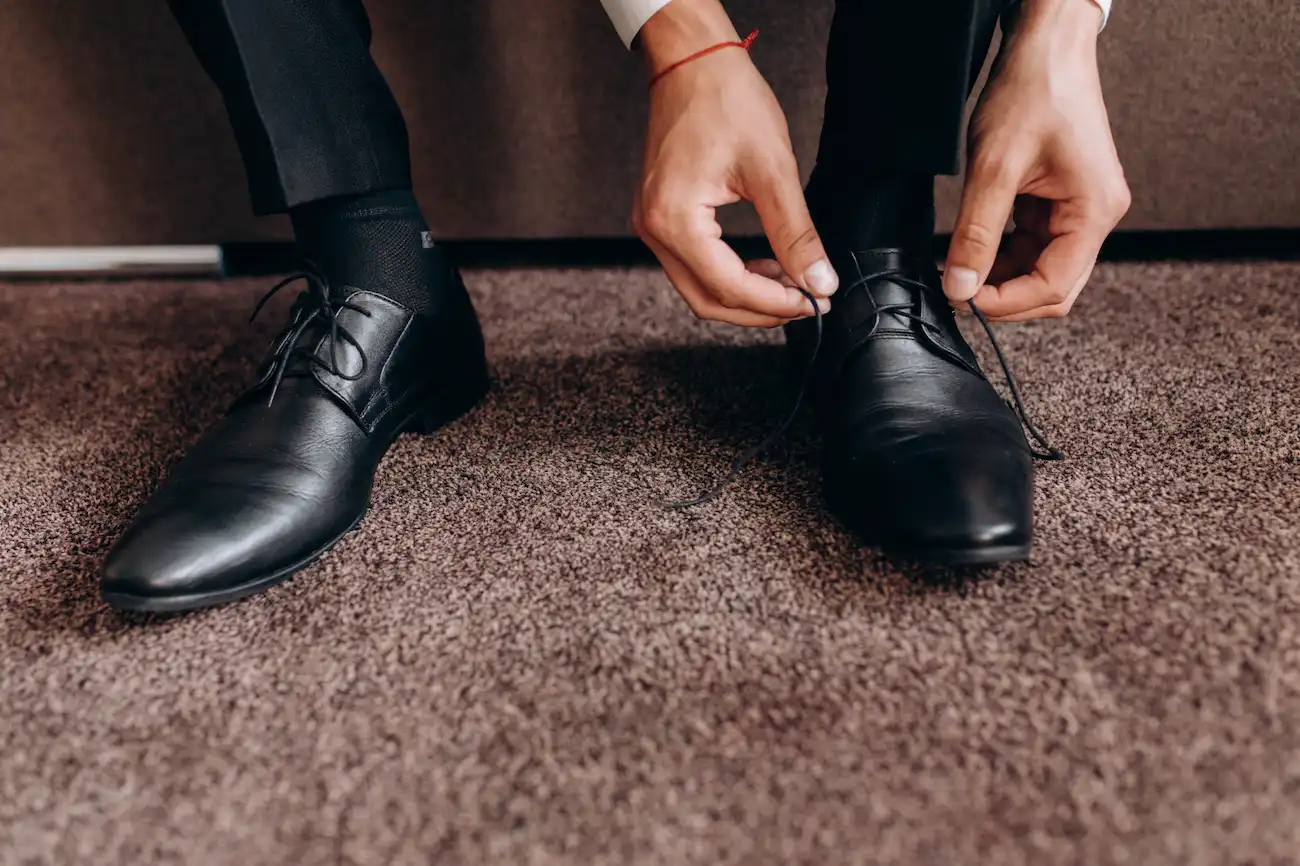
786, 248, 1055, 565
101, 266, 488, 612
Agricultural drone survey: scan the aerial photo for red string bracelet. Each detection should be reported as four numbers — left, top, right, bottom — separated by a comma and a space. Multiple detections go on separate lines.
648, 29, 759, 89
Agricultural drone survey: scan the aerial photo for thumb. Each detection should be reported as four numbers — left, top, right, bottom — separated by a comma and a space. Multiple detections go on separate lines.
945, 160, 1019, 303
748, 159, 839, 299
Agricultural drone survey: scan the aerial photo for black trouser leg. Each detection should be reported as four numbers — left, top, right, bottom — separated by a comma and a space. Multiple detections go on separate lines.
170, 0, 459, 315
806, 0, 1010, 252
814, 0, 1010, 178
169, 0, 412, 215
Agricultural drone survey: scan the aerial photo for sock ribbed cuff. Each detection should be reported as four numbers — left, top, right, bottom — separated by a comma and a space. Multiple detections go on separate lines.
289, 190, 450, 314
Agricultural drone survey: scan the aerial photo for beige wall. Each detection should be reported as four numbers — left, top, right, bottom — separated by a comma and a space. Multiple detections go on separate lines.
0, 0, 1296, 246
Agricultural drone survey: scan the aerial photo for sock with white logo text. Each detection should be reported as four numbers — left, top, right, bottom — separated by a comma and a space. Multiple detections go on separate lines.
289, 190, 453, 315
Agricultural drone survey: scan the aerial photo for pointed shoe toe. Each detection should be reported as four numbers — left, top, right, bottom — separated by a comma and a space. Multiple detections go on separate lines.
790, 248, 1056, 567
825, 437, 1033, 565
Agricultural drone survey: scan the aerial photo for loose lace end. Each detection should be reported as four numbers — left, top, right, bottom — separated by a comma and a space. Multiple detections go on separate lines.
660, 287, 822, 510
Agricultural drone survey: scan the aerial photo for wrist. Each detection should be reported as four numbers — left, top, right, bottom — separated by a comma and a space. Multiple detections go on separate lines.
637, 0, 740, 78
1005, 0, 1102, 55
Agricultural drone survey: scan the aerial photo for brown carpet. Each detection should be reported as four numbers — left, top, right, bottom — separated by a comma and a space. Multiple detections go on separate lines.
2, 262, 1299, 866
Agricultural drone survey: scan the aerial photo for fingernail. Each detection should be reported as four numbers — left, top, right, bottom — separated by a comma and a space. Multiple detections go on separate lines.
803, 260, 839, 297
943, 267, 979, 300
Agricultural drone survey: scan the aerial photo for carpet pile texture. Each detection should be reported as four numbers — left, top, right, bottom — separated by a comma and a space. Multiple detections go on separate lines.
2, 262, 1298, 865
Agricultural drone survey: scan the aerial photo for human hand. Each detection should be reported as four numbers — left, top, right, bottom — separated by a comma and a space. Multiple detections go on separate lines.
632, 0, 838, 327
943, 0, 1131, 321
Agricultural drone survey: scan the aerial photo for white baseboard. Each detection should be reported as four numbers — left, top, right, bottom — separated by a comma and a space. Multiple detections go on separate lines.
0, 246, 223, 278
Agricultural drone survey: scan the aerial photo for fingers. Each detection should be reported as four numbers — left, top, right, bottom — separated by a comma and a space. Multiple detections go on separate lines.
958, 182, 1129, 320
965, 228, 1103, 320
943, 155, 1021, 303
636, 193, 827, 325
747, 259, 798, 287
743, 156, 839, 300
983, 221, 1047, 289
639, 228, 821, 328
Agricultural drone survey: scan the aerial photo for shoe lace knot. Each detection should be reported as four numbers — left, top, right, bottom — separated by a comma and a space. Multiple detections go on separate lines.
248, 261, 375, 406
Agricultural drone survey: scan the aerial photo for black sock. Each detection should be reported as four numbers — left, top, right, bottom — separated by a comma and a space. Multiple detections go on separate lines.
289, 189, 452, 315
804, 166, 936, 258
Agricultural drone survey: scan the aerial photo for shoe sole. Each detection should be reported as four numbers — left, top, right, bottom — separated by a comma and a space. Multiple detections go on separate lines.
100, 515, 369, 614
824, 490, 1030, 567
887, 542, 1030, 567
853, 530, 1031, 568
101, 368, 490, 614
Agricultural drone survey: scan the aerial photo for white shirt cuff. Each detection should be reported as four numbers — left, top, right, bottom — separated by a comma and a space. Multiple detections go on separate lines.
601, 0, 674, 48
603, 0, 1109, 50
1093, 0, 1111, 28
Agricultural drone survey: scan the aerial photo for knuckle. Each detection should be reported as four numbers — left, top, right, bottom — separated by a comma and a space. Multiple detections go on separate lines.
641, 203, 673, 239
766, 149, 800, 180
772, 224, 821, 256
712, 287, 740, 309
952, 221, 1002, 253
1110, 183, 1133, 218
683, 299, 708, 321
972, 151, 1018, 186
639, 187, 681, 239
1092, 180, 1131, 222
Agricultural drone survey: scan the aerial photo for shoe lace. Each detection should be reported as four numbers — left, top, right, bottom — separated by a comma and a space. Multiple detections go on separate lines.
247, 261, 374, 406
662, 269, 1063, 510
